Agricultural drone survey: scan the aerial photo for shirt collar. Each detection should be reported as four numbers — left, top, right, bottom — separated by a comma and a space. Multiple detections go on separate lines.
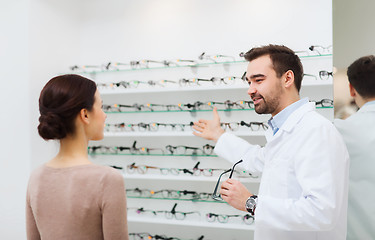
268, 98, 309, 135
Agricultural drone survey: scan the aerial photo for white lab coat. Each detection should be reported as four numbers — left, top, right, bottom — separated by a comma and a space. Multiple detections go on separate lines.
215, 102, 349, 240
334, 103, 375, 240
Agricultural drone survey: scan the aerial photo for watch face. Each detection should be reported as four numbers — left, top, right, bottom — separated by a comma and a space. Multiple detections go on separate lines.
246, 197, 255, 209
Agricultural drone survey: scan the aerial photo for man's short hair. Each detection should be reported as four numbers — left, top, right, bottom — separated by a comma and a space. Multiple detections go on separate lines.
347, 55, 375, 99
243, 44, 304, 92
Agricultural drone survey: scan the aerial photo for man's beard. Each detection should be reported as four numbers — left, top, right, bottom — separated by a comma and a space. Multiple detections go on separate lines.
253, 95, 280, 114
252, 83, 283, 115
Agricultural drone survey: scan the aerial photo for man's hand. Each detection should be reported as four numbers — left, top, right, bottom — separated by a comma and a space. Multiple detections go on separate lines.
220, 179, 252, 212
192, 107, 225, 142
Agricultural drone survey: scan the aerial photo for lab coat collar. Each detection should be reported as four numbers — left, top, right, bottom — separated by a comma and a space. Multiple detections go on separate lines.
358, 101, 375, 113
265, 101, 315, 142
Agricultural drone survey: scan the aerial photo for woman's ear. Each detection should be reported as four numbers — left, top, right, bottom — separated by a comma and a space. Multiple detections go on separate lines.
284, 70, 295, 89
79, 109, 90, 124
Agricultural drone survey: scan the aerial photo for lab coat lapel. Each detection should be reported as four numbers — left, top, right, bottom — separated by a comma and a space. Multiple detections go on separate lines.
265, 102, 316, 144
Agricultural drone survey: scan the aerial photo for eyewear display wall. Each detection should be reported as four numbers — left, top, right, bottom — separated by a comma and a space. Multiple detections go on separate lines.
85, 46, 333, 239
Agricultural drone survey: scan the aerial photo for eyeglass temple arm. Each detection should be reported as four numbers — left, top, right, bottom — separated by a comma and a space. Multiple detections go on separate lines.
170, 203, 177, 214
193, 161, 200, 169
229, 159, 243, 178
182, 169, 193, 175
213, 169, 231, 196
131, 140, 137, 149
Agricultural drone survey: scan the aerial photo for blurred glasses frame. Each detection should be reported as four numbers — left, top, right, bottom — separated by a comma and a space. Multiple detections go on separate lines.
313, 98, 333, 107
319, 70, 333, 80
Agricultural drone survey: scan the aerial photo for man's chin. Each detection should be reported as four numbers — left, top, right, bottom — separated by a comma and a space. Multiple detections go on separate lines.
254, 105, 269, 115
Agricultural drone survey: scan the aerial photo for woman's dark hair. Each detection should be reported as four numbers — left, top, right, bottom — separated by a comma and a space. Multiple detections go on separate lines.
38, 74, 97, 140
243, 44, 304, 92
347, 55, 375, 99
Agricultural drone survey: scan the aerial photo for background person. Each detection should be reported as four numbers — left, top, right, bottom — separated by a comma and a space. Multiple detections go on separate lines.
26, 74, 129, 240
334, 55, 375, 240
193, 45, 349, 240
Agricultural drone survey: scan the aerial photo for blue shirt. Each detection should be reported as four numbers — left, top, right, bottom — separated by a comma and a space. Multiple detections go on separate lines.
268, 98, 309, 135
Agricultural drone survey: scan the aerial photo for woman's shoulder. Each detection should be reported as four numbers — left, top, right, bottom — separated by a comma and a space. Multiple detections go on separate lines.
29, 164, 122, 181
85, 164, 124, 183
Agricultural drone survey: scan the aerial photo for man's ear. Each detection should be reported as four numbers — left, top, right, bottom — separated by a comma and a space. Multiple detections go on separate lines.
284, 70, 295, 89
349, 83, 356, 97
79, 109, 90, 124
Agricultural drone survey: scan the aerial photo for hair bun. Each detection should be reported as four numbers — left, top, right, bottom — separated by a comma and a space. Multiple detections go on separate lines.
38, 112, 67, 140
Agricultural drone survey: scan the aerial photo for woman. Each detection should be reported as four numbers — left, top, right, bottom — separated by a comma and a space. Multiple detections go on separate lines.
26, 74, 129, 240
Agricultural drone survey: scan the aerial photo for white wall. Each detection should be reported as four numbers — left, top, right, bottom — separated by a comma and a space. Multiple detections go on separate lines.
0, 1, 30, 239
29, 0, 85, 169
75, 0, 332, 65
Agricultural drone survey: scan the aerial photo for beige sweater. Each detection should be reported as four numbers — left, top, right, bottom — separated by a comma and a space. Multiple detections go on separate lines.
26, 164, 129, 240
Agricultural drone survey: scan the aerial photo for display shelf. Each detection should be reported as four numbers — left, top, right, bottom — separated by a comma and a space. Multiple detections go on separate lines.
89, 153, 218, 157
98, 79, 332, 95
127, 196, 226, 204
103, 131, 266, 137
71, 60, 247, 74
127, 215, 255, 231
104, 106, 333, 114
104, 108, 253, 114
69, 53, 332, 75
123, 174, 261, 183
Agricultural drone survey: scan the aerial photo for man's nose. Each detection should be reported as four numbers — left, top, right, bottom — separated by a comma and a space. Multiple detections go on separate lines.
247, 84, 256, 96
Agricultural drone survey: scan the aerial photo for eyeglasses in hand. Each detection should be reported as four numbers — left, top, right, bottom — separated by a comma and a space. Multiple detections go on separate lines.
212, 159, 243, 201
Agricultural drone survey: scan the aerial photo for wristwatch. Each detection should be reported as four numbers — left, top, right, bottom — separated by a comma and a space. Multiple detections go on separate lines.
245, 195, 258, 215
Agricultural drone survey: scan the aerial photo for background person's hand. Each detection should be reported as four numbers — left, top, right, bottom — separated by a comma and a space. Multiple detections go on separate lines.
192, 107, 225, 142
220, 178, 252, 212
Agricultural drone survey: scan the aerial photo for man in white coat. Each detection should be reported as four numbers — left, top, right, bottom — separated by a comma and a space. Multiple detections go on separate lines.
334, 55, 375, 240
193, 45, 349, 240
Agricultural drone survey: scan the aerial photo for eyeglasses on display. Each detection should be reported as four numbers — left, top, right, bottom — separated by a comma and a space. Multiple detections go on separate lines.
198, 52, 236, 63
123, 161, 226, 177
206, 212, 254, 225
102, 99, 255, 113
308, 45, 332, 55
319, 70, 333, 80
311, 98, 333, 107
88, 141, 164, 155
105, 122, 194, 132
165, 144, 214, 156
129, 203, 200, 221
125, 187, 213, 201
88, 143, 216, 157
129, 232, 205, 240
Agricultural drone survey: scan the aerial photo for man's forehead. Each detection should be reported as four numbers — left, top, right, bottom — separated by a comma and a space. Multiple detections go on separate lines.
246, 56, 273, 77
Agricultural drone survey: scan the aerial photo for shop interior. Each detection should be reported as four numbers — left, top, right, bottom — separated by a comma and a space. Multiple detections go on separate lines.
0, 0, 373, 239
